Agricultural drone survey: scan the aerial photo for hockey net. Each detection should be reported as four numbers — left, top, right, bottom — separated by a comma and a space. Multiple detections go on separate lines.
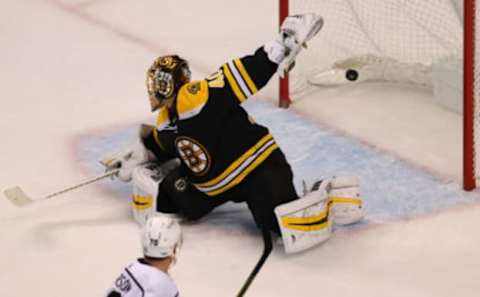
279, 0, 479, 190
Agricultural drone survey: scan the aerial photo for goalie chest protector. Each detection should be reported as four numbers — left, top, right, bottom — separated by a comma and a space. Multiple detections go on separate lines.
151, 48, 280, 196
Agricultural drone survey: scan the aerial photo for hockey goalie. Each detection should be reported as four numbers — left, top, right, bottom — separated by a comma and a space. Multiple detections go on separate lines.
101, 13, 364, 254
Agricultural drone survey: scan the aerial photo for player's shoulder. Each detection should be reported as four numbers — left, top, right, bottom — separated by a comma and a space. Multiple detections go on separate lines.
176, 80, 209, 120
148, 270, 178, 297
107, 261, 148, 297
132, 260, 179, 297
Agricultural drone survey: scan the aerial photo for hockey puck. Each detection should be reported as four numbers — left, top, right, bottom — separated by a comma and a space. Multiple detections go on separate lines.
346, 69, 359, 81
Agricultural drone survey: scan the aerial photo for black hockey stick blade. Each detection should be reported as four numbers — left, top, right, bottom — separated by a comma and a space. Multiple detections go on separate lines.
236, 228, 273, 297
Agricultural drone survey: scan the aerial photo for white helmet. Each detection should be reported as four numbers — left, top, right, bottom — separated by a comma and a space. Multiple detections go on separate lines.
141, 215, 182, 259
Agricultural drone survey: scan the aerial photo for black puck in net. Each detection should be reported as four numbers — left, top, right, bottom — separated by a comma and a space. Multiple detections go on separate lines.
346, 69, 359, 81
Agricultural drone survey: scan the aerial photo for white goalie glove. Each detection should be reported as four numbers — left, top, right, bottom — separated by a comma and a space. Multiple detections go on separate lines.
101, 139, 156, 182
264, 13, 324, 77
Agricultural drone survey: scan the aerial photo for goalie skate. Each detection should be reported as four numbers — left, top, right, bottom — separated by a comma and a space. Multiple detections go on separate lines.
278, 13, 324, 77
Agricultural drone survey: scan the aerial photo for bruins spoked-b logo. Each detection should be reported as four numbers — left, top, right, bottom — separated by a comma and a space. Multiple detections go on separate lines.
175, 136, 210, 175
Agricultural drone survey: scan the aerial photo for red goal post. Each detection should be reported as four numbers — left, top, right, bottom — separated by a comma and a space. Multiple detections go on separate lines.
279, 0, 291, 108
464, 0, 476, 190
279, 0, 478, 190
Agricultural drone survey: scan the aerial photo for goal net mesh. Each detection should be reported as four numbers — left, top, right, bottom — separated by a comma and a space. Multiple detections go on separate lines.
287, 0, 480, 187
289, 0, 463, 89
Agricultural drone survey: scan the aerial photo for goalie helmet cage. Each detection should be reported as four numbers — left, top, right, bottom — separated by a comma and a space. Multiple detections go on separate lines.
278, 0, 478, 191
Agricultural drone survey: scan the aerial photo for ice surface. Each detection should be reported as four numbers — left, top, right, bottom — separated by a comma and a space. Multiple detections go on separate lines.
78, 100, 478, 225
2, 1, 480, 297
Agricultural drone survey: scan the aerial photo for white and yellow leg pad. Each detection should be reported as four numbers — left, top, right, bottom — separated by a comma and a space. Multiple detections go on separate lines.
327, 176, 364, 226
131, 163, 161, 226
131, 160, 180, 226
275, 188, 332, 254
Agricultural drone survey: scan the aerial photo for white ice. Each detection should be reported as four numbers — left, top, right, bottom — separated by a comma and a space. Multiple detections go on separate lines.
1, 1, 480, 297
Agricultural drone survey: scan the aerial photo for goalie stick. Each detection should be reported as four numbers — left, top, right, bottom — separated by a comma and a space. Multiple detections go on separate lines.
236, 228, 273, 297
3, 170, 119, 207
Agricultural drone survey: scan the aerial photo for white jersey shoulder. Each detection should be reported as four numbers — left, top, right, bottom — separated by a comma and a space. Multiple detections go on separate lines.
106, 259, 179, 297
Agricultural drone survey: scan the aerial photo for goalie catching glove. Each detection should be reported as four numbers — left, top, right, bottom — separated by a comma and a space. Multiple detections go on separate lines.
101, 137, 156, 182
264, 13, 324, 77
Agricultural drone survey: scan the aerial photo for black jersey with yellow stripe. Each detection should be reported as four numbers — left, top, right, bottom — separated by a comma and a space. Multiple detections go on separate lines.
144, 47, 279, 196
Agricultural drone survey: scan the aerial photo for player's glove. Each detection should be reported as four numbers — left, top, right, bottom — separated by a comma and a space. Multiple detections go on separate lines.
101, 139, 156, 182
264, 13, 323, 76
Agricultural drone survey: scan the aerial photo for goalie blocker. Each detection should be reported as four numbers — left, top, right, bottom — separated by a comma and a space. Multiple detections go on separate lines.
275, 176, 364, 253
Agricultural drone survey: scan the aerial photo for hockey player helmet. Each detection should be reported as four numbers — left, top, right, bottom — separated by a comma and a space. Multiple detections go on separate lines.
146, 55, 191, 112
141, 215, 182, 259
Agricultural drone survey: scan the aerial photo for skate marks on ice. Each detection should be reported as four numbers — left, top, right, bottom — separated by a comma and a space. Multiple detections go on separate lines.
76, 100, 479, 228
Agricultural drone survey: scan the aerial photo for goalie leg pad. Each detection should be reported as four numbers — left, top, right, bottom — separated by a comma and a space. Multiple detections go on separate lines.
274, 189, 332, 254
131, 160, 180, 225
328, 176, 364, 226
131, 163, 161, 226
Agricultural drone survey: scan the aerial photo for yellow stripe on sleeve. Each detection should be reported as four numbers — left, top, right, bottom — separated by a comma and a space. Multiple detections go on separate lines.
223, 64, 247, 102
233, 58, 258, 94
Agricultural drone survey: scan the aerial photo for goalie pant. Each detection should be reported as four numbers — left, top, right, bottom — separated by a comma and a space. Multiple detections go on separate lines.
155, 149, 298, 234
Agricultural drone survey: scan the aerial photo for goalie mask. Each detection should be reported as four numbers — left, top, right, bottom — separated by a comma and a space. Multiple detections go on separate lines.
146, 55, 191, 112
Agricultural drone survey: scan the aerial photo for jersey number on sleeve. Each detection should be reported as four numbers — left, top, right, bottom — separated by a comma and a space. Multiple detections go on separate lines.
206, 70, 225, 88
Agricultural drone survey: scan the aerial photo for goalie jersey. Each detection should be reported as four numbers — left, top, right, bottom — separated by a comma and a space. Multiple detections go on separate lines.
144, 47, 279, 197
106, 259, 179, 297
